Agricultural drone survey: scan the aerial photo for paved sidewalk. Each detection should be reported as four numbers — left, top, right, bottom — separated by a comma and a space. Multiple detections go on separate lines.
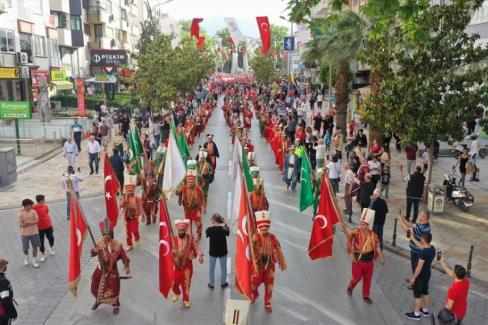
0, 139, 105, 210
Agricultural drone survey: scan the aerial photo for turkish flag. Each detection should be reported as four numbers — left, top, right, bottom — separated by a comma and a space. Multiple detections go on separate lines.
197, 36, 205, 49
103, 154, 119, 227
159, 198, 175, 298
190, 18, 203, 38
308, 173, 339, 260
68, 192, 88, 296
234, 173, 255, 301
256, 16, 271, 56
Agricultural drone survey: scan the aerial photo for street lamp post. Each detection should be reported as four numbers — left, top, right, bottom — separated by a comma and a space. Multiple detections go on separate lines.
280, 15, 294, 77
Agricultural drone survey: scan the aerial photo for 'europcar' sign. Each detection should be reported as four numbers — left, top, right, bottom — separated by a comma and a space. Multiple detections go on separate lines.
90, 49, 128, 67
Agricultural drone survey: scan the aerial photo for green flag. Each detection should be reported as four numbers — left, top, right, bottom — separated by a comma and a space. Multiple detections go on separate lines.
170, 120, 190, 161
128, 127, 143, 175
242, 147, 254, 192
299, 149, 314, 212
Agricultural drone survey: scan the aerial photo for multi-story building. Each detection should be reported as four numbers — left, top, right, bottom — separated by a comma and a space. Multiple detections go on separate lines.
155, 10, 181, 48
83, 0, 144, 78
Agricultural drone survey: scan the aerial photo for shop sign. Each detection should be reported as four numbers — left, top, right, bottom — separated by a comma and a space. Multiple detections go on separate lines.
50, 70, 67, 81
0, 67, 20, 79
32, 71, 51, 88
0, 101, 32, 119
95, 74, 117, 83
90, 49, 128, 67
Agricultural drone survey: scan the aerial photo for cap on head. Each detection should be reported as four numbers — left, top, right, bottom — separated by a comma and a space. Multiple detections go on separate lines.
255, 210, 271, 232
359, 208, 375, 229
186, 159, 197, 170
174, 219, 190, 231
99, 218, 113, 236
250, 166, 260, 176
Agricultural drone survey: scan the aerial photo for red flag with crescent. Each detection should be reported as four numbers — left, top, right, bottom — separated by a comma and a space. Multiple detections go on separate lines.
234, 173, 255, 301
103, 154, 119, 227
190, 18, 203, 38
308, 173, 339, 260
68, 192, 87, 296
159, 198, 175, 298
256, 16, 271, 56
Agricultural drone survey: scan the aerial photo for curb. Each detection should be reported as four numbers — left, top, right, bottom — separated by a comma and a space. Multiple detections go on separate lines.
383, 243, 488, 292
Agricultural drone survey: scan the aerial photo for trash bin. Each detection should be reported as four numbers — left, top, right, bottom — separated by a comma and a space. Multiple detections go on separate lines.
428, 184, 446, 214
0, 147, 17, 187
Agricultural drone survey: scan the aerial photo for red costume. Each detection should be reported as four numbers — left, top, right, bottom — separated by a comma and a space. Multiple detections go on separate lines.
251, 211, 286, 312
176, 170, 206, 240
172, 220, 204, 308
119, 184, 143, 249
142, 161, 159, 225
90, 221, 130, 314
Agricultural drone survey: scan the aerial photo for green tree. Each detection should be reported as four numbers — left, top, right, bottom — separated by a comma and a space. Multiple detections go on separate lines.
250, 54, 277, 86
179, 19, 217, 49
374, 1, 488, 185
135, 0, 161, 56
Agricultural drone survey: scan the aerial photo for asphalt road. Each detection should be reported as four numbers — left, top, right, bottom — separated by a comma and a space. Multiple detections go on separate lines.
1, 98, 486, 325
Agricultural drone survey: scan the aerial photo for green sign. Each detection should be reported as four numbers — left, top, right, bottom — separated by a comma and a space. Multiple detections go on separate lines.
0, 101, 32, 119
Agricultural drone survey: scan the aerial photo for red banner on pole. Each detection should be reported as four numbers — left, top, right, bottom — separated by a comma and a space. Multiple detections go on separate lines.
256, 16, 271, 56
75, 77, 85, 117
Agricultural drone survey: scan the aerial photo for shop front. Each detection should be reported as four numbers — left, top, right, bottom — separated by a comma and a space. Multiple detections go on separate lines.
50, 70, 73, 95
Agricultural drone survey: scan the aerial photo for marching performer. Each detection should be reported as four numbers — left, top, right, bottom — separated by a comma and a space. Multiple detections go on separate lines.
172, 219, 204, 309
119, 182, 143, 250
251, 211, 287, 313
90, 218, 130, 315
196, 148, 214, 197
203, 134, 220, 170
340, 209, 385, 304
249, 167, 269, 213
176, 160, 206, 240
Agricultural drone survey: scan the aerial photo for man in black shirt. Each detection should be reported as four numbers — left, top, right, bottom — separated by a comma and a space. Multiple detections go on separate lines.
355, 173, 375, 211
110, 148, 125, 190
206, 214, 229, 289
370, 189, 389, 249
0, 259, 17, 325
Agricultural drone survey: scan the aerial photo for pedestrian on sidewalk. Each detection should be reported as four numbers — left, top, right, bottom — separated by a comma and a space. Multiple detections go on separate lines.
370, 189, 388, 250
17, 199, 41, 268
343, 162, 356, 223
398, 210, 432, 273
206, 214, 229, 289
63, 137, 78, 167
33, 195, 55, 262
109, 148, 125, 190
368, 155, 381, 188
314, 139, 326, 170
400, 165, 425, 223
71, 118, 83, 152
62, 166, 83, 220
405, 232, 436, 321
323, 129, 332, 152
405, 144, 418, 175
355, 173, 375, 212
326, 154, 341, 194
317, 92, 324, 110
86, 135, 101, 175
469, 135, 480, 182
341, 212, 385, 305
333, 128, 344, 161
0, 259, 17, 324
421, 146, 431, 175
438, 258, 470, 325
380, 166, 391, 199
453, 147, 469, 188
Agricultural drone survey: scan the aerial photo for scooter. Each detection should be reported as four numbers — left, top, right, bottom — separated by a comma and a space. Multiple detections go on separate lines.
443, 169, 474, 211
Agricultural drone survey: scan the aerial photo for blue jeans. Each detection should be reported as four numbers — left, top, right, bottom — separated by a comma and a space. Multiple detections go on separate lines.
89, 153, 99, 174
209, 255, 227, 286
66, 191, 80, 218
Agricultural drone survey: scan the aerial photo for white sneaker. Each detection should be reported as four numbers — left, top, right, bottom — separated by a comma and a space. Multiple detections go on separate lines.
49, 247, 55, 256
32, 258, 40, 268
40, 254, 46, 262
24, 256, 29, 266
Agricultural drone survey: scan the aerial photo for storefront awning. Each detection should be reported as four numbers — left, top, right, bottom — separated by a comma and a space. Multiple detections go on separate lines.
51, 80, 73, 90
85, 77, 116, 84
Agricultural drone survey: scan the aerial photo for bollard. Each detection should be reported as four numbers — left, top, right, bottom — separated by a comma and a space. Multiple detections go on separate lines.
466, 245, 474, 278
392, 217, 398, 247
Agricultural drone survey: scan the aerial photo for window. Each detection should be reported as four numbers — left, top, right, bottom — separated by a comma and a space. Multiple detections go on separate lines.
0, 29, 15, 52
19, 33, 33, 63
94, 24, 103, 38
70, 15, 82, 31
54, 12, 67, 29
107, 1, 113, 16
121, 9, 128, 21
34, 36, 46, 57
48, 38, 60, 66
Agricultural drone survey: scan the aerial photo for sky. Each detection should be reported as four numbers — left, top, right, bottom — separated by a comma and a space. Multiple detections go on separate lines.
152, 0, 291, 38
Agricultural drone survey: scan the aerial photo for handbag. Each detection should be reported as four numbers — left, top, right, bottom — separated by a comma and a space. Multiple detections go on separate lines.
437, 307, 455, 323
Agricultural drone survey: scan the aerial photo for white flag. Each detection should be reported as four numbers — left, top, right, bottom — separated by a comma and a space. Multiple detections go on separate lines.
224, 17, 245, 45
162, 130, 186, 198
232, 137, 243, 180
232, 163, 243, 223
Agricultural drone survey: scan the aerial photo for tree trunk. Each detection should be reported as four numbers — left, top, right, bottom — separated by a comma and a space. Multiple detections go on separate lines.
368, 68, 384, 146
335, 63, 349, 137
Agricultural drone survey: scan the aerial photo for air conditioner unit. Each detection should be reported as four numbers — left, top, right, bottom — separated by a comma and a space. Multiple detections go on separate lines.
16, 52, 28, 65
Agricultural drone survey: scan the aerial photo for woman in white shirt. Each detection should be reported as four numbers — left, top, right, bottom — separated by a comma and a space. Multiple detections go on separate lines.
368, 155, 381, 188
327, 154, 341, 194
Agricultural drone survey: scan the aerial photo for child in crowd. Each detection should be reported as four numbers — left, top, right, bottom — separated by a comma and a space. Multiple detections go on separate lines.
380, 167, 391, 199
33, 194, 55, 261
324, 129, 332, 152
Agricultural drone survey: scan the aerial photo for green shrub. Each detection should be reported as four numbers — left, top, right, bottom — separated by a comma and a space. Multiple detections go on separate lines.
51, 93, 140, 110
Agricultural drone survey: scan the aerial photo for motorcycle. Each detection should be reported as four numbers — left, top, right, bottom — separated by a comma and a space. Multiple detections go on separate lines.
443, 169, 474, 211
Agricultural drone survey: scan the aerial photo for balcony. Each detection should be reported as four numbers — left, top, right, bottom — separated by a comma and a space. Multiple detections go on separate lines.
58, 28, 72, 47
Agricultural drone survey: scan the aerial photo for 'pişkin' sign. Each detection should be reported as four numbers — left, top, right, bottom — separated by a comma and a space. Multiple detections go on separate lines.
90, 50, 128, 67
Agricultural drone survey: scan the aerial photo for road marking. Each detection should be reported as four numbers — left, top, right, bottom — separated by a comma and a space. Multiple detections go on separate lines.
278, 237, 308, 251
273, 220, 309, 239
268, 198, 298, 211
282, 308, 311, 322
227, 256, 232, 276
276, 286, 352, 324
228, 160, 232, 176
